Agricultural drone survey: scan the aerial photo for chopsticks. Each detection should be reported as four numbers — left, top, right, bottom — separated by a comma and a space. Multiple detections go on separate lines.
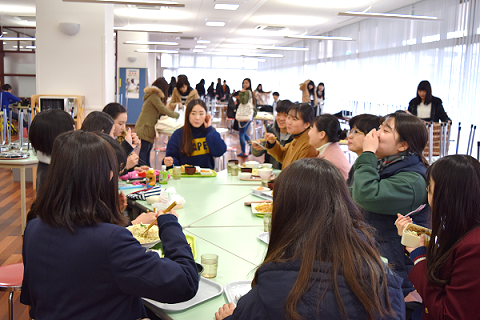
248, 137, 277, 144
142, 201, 177, 237
244, 200, 272, 206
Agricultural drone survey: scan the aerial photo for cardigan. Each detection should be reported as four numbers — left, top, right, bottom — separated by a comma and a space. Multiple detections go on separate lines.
266, 129, 317, 169
299, 80, 317, 105
135, 86, 179, 143
317, 142, 351, 180
169, 87, 199, 108
20, 215, 198, 320
163, 125, 227, 169
408, 96, 451, 122
251, 123, 293, 169
225, 260, 405, 320
409, 227, 480, 320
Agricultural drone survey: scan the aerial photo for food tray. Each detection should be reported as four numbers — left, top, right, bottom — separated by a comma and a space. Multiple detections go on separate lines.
257, 232, 270, 244
224, 280, 252, 307
251, 190, 273, 201
168, 168, 217, 178
143, 277, 223, 312
252, 203, 272, 217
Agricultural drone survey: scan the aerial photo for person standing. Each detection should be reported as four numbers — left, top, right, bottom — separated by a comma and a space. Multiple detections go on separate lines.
168, 76, 176, 97
196, 79, 206, 99
408, 81, 450, 122
236, 78, 256, 157
272, 92, 280, 115
215, 78, 223, 101
135, 77, 179, 167
220, 80, 230, 101
168, 75, 199, 109
300, 80, 317, 109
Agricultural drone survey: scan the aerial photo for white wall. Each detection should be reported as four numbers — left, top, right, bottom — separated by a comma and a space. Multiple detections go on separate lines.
35, 0, 115, 112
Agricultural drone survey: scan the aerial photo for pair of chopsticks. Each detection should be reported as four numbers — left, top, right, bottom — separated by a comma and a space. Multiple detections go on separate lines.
248, 136, 277, 144
393, 204, 426, 225
142, 201, 177, 237
244, 200, 271, 206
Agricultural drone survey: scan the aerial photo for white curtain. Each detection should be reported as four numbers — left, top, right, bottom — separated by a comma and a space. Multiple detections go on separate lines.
257, 0, 480, 155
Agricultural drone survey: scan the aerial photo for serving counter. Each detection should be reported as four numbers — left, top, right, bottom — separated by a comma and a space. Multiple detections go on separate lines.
122, 170, 279, 319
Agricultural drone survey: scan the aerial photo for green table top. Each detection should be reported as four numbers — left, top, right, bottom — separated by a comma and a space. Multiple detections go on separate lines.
121, 169, 277, 319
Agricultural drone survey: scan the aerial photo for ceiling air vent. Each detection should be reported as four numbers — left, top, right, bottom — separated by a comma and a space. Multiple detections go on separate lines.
179, 48, 191, 51
255, 25, 287, 31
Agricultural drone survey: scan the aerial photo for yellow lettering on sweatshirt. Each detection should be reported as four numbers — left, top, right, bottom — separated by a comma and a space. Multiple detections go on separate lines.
191, 137, 209, 156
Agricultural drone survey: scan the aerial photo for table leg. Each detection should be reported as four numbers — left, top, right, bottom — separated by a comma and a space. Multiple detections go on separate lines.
20, 167, 26, 233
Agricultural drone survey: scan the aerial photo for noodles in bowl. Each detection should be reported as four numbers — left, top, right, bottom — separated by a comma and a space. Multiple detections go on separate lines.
126, 224, 161, 249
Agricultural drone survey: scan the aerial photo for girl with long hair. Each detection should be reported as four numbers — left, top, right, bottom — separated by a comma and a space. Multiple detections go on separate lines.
351, 111, 430, 296
236, 78, 256, 157
215, 158, 405, 320
81, 111, 115, 137
264, 103, 317, 168
163, 99, 226, 169
396, 155, 480, 320
299, 80, 317, 108
135, 77, 179, 167
21, 130, 198, 319
308, 114, 351, 179
407, 80, 450, 122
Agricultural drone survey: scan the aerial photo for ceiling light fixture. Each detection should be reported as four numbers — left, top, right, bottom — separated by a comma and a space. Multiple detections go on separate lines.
256, 45, 308, 51
208, 52, 283, 58
206, 21, 225, 27
63, 0, 185, 7
197, 40, 211, 44
214, 4, 239, 10
337, 11, 440, 21
136, 49, 178, 53
124, 40, 178, 45
195, 45, 207, 49
0, 37, 36, 41
285, 35, 354, 41
26, 45, 36, 49
193, 49, 204, 53
114, 26, 182, 33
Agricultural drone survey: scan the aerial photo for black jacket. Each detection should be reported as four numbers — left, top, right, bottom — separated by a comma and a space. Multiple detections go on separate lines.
195, 83, 205, 97
408, 96, 451, 122
226, 260, 405, 320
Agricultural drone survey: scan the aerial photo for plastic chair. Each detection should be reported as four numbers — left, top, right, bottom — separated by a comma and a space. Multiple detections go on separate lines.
0, 263, 24, 320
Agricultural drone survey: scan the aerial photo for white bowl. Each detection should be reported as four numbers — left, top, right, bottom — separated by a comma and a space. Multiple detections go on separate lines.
199, 168, 213, 176
257, 168, 273, 180
238, 172, 252, 179
401, 223, 431, 248
244, 161, 260, 169
261, 163, 273, 169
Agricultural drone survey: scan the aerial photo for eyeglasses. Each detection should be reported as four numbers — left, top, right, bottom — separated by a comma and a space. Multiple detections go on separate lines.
348, 129, 365, 136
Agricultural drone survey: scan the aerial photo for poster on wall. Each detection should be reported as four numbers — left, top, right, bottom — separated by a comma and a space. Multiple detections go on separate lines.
126, 69, 140, 99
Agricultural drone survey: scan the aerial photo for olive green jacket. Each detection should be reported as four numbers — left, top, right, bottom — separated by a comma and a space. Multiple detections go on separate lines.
135, 86, 179, 143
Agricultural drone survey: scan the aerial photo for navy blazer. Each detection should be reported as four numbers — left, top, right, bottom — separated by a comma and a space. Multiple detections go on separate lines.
21, 215, 198, 320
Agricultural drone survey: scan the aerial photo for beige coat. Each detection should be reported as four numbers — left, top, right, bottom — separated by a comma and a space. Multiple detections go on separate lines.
299, 80, 317, 105
135, 86, 179, 143
168, 87, 199, 109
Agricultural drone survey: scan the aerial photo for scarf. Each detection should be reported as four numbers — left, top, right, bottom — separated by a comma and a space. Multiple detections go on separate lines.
377, 151, 410, 173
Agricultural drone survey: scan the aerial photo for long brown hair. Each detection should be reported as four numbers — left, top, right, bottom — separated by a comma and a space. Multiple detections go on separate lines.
253, 158, 394, 320
28, 130, 126, 232
181, 99, 208, 156
426, 155, 480, 287
384, 111, 429, 166
151, 77, 169, 105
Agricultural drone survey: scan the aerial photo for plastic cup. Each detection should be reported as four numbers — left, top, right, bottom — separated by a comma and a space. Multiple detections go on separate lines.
263, 213, 272, 232
201, 254, 218, 278
231, 164, 239, 176
172, 166, 182, 180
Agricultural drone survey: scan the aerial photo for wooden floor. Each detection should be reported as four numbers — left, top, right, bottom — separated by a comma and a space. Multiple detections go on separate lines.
0, 124, 261, 320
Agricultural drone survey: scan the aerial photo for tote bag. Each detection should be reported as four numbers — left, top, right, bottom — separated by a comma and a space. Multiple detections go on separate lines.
235, 91, 255, 123
155, 105, 185, 133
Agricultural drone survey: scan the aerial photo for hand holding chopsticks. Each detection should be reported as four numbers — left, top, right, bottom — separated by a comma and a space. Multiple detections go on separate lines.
142, 201, 177, 237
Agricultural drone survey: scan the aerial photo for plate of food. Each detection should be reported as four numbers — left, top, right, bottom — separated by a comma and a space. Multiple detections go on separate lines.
252, 202, 273, 217
126, 223, 161, 249
401, 223, 432, 248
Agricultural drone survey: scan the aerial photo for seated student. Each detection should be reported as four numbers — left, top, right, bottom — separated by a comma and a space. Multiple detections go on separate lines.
81, 111, 115, 137
308, 114, 351, 179
396, 155, 480, 320
21, 130, 198, 320
28, 109, 75, 195
251, 100, 293, 169
215, 158, 405, 320
264, 103, 317, 169
163, 99, 227, 169
103, 102, 140, 171
168, 74, 199, 109
351, 111, 430, 296
346, 114, 383, 186
1, 83, 28, 129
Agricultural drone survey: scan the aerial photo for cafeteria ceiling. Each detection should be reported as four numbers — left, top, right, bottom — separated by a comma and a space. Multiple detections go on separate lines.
1, 0, 422, 53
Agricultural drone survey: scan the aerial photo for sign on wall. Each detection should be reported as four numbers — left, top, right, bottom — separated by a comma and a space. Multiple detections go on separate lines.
126, 69, 140, 99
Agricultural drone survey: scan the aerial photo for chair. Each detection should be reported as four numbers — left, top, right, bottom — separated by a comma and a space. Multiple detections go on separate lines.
0, 263, 24, 320
154, 146, 167, 169
227, 118, 235, 134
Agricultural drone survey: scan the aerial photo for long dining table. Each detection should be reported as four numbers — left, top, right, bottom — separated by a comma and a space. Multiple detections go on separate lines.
122, 169, 280, 320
